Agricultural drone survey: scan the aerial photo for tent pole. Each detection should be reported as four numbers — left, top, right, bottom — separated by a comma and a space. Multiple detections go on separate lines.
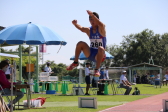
129, 68, 131, 82
10, 63, 14, 112
27, 45, 31, 108
0, 44, 1, 61
19, 45, 22, 81
28, 45, 31, 83
160, 68, 162, 81
36, 46, 39, 90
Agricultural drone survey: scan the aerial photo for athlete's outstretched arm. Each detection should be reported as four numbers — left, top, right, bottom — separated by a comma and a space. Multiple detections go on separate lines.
72, 20, 89, 34
87, 10, 105, 28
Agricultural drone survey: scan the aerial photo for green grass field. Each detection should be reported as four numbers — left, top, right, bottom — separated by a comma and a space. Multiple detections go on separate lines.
10, 83, 168, 112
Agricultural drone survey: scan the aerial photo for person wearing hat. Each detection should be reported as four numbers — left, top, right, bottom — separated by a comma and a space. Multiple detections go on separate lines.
85, 62, 93, 95
119, 71, 132, 95
44, 62, 53, 74
44, 62, 54, 90
0, 60, 23, 109
5, 59, 11, 81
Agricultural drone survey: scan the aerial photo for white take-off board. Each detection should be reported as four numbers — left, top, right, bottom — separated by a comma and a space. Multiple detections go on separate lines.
162, 99, 168, 112
78, 97, 97, 109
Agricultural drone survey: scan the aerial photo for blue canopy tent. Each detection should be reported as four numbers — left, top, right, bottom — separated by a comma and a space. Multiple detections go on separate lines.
70, 51, 114, 83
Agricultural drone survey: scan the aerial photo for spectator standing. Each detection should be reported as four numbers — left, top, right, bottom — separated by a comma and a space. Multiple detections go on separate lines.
164, 71, 168, 86
156, 72, 160, 80
104, 67, 109, 79
85, 63, 92, 95
44, 62, 53, 74
44, 62, 54, 90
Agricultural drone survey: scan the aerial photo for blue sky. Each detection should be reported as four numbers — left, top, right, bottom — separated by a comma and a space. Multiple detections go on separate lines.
0, 0, 168, 65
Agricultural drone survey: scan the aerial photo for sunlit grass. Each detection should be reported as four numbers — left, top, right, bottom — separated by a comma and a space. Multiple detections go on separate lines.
7, 83, 168, 112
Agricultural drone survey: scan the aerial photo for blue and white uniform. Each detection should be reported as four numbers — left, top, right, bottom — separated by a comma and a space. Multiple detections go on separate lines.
88, 26, 106, 62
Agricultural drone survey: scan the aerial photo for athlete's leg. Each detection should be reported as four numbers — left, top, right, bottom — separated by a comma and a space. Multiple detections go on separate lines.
74, 41, 90, 62
67, 41, 90, 70
95, 46, 105, 69
92, 46, 105, 76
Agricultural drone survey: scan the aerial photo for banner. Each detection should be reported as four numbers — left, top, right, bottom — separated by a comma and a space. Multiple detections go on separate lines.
39, 44, 46, 53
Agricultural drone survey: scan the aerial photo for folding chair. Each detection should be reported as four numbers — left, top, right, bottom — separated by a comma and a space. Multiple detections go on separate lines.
71, 84, 85, 95
90, 79, 99, 95
0, 85, 11, 103
115, 80, 124, 95
0, 94, 10, 112
90, 87, 99, 95
0, 84, 19, 110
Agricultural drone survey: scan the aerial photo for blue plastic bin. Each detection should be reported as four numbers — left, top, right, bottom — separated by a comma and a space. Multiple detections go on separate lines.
46, 90, 56, 94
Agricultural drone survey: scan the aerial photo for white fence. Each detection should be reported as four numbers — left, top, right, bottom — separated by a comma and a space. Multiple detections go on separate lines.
39, 72, 58, 81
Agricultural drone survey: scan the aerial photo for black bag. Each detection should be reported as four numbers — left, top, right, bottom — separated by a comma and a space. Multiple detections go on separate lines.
132, 90, 140, 95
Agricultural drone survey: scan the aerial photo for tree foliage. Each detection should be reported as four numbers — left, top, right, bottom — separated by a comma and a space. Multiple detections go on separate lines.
107, 29, 168, 67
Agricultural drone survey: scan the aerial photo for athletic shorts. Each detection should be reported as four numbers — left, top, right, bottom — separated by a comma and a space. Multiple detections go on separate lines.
88, 48, 106, 62
85, 76, 91, 84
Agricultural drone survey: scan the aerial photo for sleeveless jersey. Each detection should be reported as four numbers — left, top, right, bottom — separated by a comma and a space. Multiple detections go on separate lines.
89, 27, 106, 49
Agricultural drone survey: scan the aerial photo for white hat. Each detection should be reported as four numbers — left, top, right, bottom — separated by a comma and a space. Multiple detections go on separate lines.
122, 71, 127, 73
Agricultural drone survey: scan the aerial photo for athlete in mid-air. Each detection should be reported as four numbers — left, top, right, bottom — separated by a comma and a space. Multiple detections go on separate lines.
67, 10, 106, 77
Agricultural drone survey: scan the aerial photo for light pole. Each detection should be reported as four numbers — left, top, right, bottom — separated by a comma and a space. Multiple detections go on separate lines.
165, 44, 168, 65
41, 53, 50, 65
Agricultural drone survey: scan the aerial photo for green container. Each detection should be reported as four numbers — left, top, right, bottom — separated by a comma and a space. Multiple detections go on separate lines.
34, 82, 39, 93
21, 80, 26, 93
21, 88, 26, 93
66, 82, 69, 91
104, 83, 108, 95
62, 81, 66, 95
41, 82, 46, 92
61, 82, 64, 92
55, 82, 58, 91
49, 82, 53, 91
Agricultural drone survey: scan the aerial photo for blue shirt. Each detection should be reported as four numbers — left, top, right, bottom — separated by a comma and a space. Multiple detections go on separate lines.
150, 75, 154, 78
99, 70, 104, 79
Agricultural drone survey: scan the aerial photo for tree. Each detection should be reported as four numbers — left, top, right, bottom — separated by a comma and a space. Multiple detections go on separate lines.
105, 44, 125, 67
16, 45, 33, 54
121, 29, 168, 67
106, 29, 168, 68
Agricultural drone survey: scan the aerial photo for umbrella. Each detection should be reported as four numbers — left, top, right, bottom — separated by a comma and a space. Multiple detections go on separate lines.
0, 22, 67, 45
70, 51, 114, 60
0, 22, 67, 110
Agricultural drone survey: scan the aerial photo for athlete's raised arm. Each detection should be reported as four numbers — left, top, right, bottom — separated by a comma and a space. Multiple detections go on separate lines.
72, 20, 90, 36
87, 10, 105, 28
